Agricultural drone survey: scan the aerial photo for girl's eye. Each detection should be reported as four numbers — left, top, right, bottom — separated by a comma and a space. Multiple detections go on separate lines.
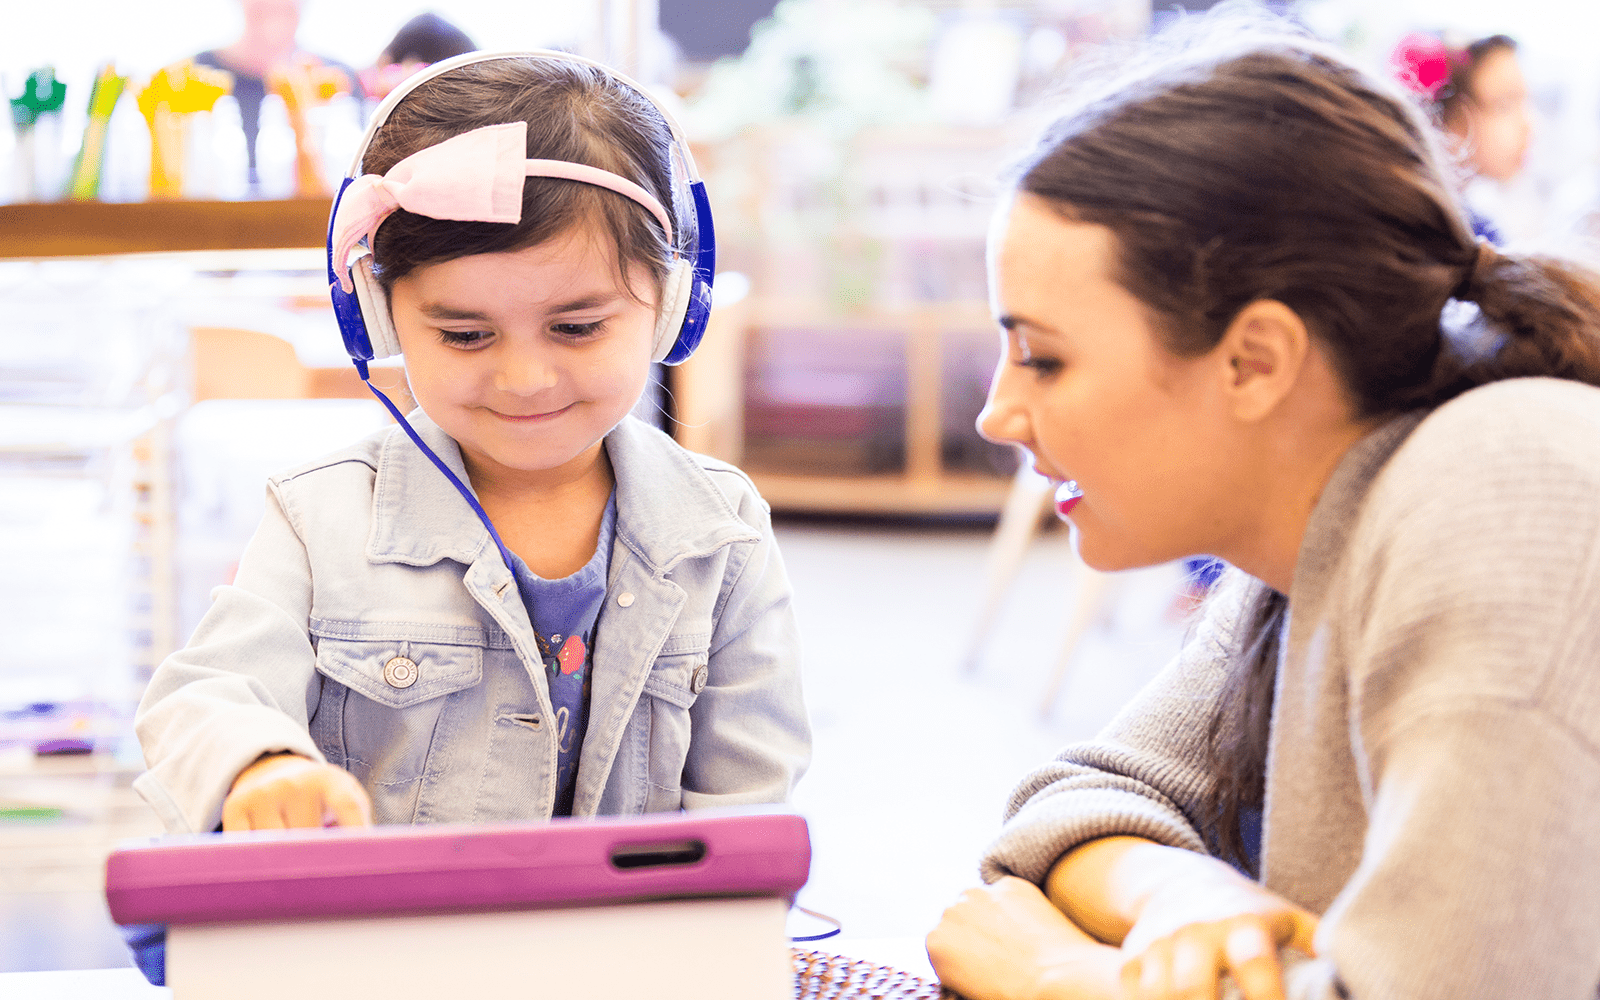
552, 321, 605, 340
438, 329, 492, 347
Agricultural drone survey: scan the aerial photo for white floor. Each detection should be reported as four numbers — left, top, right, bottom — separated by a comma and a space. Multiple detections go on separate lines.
0, 518, 1189, 974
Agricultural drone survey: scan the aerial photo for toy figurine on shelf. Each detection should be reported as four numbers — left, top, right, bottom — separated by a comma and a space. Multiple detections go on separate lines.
66, 64, 130, 201
135, 61, 234, 200
8, 67, 68, 201
267, 57, 350, 197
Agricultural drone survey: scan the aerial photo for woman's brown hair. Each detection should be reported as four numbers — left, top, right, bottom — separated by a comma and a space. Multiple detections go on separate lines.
1012, 22, 1600, 870
362, 55, 688, 300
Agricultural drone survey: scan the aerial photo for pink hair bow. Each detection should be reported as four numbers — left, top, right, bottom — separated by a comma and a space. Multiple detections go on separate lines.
1391, 33, 1459, 102
331, 120, 673, 292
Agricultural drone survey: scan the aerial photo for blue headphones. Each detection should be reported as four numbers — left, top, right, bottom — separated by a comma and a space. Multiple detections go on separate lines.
324, 49, 717, 379
321, 50, 716, 577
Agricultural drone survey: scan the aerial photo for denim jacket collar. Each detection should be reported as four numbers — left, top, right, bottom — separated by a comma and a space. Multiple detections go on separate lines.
369, 412, 760, 575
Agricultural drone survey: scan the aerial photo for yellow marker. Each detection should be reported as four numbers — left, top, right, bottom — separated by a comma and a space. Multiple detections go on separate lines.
136, 61, 234, 199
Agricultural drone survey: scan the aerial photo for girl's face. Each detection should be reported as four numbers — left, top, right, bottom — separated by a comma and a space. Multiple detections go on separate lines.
1451, 47, 1532, 183
977, 193, 1246, 571
389, 228, 658, 491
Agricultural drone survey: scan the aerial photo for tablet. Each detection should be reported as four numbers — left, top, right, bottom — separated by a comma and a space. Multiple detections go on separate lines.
106, 808, 810, 926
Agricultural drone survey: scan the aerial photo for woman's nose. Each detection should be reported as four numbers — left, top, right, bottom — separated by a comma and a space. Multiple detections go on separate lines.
977, 369, 1029, 446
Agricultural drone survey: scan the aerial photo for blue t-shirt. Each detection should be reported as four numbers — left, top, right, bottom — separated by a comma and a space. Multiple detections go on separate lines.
506, 491, 617, 817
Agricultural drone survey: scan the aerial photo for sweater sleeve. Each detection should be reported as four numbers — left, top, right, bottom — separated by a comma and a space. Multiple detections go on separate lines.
1290, 380, 1600, 1000
980, 571, 1256, 884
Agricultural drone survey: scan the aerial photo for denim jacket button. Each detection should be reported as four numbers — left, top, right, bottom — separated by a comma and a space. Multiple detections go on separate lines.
617, 592, 635, 607
690, 664, 708, 694
383, 656, 419, 688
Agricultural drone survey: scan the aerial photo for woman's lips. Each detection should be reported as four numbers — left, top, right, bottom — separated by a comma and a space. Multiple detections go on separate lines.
1055, 479, 1083, 517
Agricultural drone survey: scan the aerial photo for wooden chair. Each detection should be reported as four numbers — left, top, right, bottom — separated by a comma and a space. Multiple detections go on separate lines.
189, 326, 414, 411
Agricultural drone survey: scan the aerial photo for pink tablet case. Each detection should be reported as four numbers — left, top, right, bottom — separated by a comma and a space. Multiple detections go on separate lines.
106, 809, 810, 926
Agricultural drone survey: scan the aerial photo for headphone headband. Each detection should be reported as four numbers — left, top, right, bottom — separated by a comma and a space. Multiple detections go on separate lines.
347, 49, 704, 188
327, 48, 716, 370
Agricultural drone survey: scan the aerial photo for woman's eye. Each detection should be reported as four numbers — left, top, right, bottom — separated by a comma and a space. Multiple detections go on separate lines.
1017, 355, 1063, 376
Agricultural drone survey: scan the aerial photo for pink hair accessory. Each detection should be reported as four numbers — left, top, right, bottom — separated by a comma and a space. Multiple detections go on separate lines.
1390, 32, 1459, 101
331, 120, 673, 292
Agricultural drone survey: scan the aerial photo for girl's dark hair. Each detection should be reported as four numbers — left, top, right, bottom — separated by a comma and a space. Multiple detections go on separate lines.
380, 13, 476, 67
1012, 22, 1600, 870
363, 55, 686, 299
1439, 34, 1517, 125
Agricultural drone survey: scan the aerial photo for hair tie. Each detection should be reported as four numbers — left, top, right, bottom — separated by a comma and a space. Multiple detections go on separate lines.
1452, 239, 1499, 301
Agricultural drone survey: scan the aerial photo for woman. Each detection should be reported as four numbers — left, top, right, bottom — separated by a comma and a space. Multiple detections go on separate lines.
926, 19, 1600, 1000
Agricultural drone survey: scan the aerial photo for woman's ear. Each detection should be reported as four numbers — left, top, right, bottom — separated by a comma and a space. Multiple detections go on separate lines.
1216, 299, 1310, 423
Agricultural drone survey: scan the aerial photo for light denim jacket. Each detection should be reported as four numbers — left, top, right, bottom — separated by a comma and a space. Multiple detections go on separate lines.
134, 413, 811, 833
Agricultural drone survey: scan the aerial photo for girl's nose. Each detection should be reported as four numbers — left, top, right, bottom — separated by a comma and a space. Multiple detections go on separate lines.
493, 345, 559, 395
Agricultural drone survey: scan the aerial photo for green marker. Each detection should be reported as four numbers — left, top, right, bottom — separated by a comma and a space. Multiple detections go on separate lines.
9, 67, 68, 200
67, 64, 128, 201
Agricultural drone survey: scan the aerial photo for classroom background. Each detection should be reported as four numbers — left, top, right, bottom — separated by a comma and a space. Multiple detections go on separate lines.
3, 0, 1598, 975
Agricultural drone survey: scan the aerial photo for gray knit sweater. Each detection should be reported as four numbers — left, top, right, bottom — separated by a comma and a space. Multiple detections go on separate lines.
982, 377, 1600, 999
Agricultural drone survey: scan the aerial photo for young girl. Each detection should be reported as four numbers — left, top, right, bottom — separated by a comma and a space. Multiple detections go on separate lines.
925, 18, 1600, 1000
134, 51, 810, 834
1391, 31, 1532, 243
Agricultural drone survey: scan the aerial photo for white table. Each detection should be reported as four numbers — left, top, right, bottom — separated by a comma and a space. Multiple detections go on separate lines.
0, 968, 169, 999
2, 937, 937, 999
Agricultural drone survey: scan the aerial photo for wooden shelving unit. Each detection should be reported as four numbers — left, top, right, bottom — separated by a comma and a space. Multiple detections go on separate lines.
0, 198, 331, 257
675, 297, 1013, 517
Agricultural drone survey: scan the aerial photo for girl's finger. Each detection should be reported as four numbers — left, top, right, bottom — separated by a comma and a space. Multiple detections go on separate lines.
1224, 923, 1287, 1000
324, 776, 373, 828
280, 788, 323, 829
251, 799, 288, 831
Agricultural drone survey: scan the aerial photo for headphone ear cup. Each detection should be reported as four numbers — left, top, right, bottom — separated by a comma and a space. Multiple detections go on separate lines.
353, 256, 404, 360
651, 259, 694, 364
662, 272, 713, 366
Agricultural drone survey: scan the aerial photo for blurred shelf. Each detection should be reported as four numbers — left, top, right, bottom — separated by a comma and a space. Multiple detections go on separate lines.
747, 471, 1012, 517
0, 198, 333, 258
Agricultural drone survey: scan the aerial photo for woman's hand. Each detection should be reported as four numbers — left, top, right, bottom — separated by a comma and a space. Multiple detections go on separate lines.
927, 876, 1124, 1000
221, 753, 373, 831
1119, 872, 1317, 1000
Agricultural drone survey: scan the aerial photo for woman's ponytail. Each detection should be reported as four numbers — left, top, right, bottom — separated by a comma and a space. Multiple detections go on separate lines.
1464, 248, 1600, 387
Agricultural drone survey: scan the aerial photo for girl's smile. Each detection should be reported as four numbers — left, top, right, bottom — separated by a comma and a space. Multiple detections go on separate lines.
489, 403, 578, 422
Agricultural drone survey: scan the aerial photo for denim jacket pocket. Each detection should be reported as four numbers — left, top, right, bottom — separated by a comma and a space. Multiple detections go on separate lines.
309, 621, 485, 709
640, 649, 707, 810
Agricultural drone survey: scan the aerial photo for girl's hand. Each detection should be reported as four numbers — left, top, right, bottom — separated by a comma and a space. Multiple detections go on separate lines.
927, 876, 1124, 1000
221, 753, 373, 832
1119, 874, 1317, 1000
